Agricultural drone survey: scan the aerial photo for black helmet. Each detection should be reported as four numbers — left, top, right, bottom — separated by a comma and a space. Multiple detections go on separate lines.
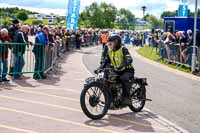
107, 34, 122, 50
107, 34, 121, 43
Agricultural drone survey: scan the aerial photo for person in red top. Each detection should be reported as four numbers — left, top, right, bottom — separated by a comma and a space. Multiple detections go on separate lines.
0, 28, 12, 82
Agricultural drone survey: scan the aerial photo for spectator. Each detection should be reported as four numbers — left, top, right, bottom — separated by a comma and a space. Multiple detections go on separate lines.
175, 31, 187, 63
152, 30, 160, 53
33, 26, 49, 80
65, 30, 70, 51
140, 32, 144, 47
163, 32, 176, 60
124, 33, 130, 45
8, 19, 20, 75
159, 32, 168, 59
13, 25, 30, 80
8, 19, 20, 41
71, 31, 76, 48
0, 28, 12, 82
181, 30, 193, 64
75, 30, 81, 49
101, 31, 108, 49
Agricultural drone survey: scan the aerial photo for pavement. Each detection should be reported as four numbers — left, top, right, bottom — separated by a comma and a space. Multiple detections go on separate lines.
0, 46, 189, 133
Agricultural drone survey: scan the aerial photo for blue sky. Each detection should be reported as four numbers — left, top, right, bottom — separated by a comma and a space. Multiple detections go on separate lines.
0, 0, 197, 18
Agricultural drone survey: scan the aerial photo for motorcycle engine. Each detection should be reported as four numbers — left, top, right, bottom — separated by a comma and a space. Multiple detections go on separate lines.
112, 83, 123, 106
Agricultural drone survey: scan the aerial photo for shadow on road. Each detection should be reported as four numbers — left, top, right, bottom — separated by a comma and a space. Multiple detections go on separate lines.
76, 51, 97, 55
84, 111, 160, 132
0, 52, 70, 88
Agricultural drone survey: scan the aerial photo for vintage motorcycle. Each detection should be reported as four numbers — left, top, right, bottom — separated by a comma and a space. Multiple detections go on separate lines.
80, 67, 149, 120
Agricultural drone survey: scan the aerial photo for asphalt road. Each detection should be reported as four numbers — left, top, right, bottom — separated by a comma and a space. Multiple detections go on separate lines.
0, 46, 184, 133
83, 46, 200, 133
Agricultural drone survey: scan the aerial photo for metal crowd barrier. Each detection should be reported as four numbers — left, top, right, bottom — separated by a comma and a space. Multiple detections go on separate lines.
0, 42, 45, 78
157, 42, 200, 71
0, 36, 101, 79
44, 42, 62, 74
0, 41, 68, 77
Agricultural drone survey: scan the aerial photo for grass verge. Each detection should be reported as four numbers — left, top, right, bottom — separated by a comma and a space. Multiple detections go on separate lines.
137, 46, 191, 74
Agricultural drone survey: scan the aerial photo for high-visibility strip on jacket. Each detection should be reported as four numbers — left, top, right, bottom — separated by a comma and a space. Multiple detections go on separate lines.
108, 47, 132, 71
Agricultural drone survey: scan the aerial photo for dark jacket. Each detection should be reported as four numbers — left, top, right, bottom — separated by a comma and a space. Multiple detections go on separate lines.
13, 30, 28, 55
0, 34, 12, 59
8, 26, 19, 41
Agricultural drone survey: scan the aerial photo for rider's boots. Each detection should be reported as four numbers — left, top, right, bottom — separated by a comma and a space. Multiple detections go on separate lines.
122, 83, 132, 105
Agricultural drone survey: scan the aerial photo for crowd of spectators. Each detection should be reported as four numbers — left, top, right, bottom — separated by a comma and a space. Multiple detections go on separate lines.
0, 19, 105, 82
148, 28, 200, 72
109, 28, 200, 72
1, 19, 200, 82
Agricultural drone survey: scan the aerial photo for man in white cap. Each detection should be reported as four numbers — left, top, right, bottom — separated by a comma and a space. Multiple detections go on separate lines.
0, 28, 12, 82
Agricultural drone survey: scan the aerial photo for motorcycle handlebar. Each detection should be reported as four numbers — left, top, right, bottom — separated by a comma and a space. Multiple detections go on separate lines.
94, 66, 114, 74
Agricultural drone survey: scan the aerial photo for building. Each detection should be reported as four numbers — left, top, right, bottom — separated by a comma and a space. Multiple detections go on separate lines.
48, 19, 57, 25
28, 13, 45, 20
28, 13, 58, 20
164, 17, 200, 33
135, 18, 149, 26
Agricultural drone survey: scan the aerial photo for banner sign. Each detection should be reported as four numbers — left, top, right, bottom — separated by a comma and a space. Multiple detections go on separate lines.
178, 0, 188, 17
66, 0, 80, 30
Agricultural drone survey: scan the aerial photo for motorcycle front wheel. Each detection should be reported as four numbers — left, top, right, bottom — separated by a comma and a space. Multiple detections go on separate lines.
80, 82, 110, 120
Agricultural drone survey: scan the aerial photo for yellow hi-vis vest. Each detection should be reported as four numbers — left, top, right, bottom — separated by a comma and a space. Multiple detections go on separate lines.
108, 47, 132, 71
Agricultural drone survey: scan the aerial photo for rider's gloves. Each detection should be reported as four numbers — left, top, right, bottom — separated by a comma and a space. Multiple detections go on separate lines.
94, 66, 103, 74
94, 69, 99, 74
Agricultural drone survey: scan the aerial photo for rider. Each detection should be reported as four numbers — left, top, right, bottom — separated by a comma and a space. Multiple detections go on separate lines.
96, 34, 135, 105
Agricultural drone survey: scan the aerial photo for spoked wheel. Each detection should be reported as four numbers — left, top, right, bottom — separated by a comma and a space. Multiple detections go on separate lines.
80, 82, 110, 120
129, 85, 146, 112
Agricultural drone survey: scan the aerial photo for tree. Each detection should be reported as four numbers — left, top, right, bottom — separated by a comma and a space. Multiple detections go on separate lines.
99, 2, 117, 28
79, 2, 102, 28
0, 7, 35, 18
17, 11, 28, 22
79, 2, 117, 29
79, 2, 137, 29
2, 19, 12, 28
147, 15, 163, 29
160, 11, 177, 18
116, 8, 136, 30
144, 14, 150, 21
32, 20, 43, 25
56, 17, 63, 24
160, 9, 200, 18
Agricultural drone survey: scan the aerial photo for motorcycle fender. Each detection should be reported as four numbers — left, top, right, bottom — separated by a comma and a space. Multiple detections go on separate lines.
136, 78, 148, 86
84, 77, 96, 86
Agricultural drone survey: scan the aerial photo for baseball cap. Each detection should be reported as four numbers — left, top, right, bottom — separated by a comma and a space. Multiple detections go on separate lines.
12, 19, 19, 24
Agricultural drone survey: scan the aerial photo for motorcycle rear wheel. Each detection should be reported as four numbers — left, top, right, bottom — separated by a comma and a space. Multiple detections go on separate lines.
129, 86, 146, 112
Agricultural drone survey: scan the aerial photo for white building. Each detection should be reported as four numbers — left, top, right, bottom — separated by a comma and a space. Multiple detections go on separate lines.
28, 13, 45, 20
48, 19, 57, 25
28, 13, 60, 25
44, 13, 57, 19
28, 13, 58, 20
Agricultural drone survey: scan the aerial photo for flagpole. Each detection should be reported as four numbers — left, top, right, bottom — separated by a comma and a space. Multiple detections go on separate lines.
191, 0, 198, 73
